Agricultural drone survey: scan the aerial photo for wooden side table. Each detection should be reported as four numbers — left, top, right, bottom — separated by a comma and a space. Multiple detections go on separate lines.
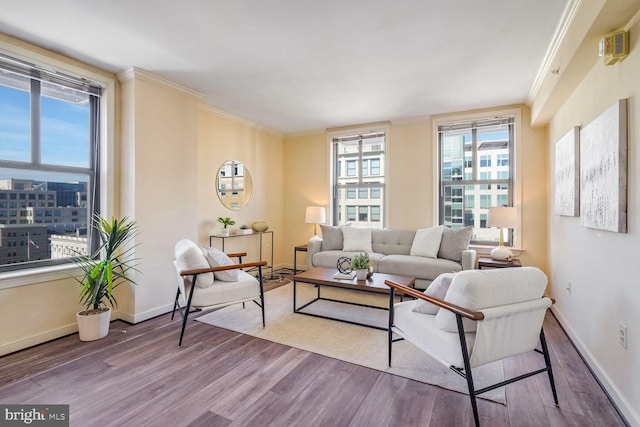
293, 244, 307, 274
477, 257, 522, 269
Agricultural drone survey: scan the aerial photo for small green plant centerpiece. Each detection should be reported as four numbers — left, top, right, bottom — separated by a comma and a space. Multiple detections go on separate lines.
351, 252, 372, 281
73, 215, 138, 341
217, 216, 235, 235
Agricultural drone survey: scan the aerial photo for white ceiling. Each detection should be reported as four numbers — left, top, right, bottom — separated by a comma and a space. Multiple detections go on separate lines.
0, 1, 568, 134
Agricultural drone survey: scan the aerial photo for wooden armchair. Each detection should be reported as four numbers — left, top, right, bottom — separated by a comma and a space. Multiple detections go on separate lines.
386, 267, 558, 427
173, 239, 267, 346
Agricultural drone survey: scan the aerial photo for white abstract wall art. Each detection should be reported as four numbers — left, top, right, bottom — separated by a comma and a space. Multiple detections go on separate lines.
580, 99, 628, 233
554, 127, 580, 216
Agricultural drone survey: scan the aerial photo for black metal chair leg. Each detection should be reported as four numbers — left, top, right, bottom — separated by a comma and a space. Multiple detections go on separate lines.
388, 288, 395, 367
171, 288, 181, 320
540, 328, 559, 406
178, 275, 198, 347
258, 265, 265, 327
456, 314, 479, 427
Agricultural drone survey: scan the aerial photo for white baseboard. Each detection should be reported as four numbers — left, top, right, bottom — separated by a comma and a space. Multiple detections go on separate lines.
551, 307, 639, 427
0, 324, 78, 356
116, 303, 174, 324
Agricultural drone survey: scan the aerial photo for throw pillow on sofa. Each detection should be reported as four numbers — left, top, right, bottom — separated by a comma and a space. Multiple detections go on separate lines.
410, 225, 444, 258
342, 227, 373, 252
320, 225, 344, 251
202, 246, 239, 282
412, 272, 456, 314
438, 226, 473, 262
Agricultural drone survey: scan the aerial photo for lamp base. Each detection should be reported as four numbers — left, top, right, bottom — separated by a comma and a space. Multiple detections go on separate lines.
490, 245, 513, 261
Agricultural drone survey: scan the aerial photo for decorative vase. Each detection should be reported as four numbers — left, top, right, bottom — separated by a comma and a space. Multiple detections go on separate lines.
76, 307, 111, 341
252, 221, 269, 232
355, 269, 369, 281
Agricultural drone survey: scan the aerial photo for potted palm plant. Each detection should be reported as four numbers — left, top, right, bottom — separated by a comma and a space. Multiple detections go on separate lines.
73, 215, 138, 341
351, 253, 372, 281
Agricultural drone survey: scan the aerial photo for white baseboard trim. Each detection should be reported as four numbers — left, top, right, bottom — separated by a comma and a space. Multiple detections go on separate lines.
0, 324, 78, 356
116, 304, 174, 324
551, 307, 639, 427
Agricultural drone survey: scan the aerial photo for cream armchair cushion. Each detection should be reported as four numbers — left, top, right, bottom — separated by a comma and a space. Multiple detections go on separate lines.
174, 239, 214, 288
435, 267, 548, 332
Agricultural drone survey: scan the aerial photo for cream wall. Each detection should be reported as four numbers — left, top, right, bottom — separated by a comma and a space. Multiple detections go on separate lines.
281, 110, 548, 275
197, 107, 285, 268
546, 10, 640, 425
118, 71, 201, 322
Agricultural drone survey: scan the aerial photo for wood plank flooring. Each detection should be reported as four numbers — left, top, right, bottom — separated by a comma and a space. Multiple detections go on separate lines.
0, 303, 627, 426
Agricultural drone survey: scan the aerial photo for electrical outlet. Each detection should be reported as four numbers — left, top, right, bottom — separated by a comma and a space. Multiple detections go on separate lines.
619, 323, 627, 349
566, 281, 572, 295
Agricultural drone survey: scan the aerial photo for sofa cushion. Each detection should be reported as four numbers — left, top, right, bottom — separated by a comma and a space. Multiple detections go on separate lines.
435, 267, 548, 333
342, 227, 373, 252
202, 246, 239, 282
320, 225, 344, 251
438, 226, 473, 262
410, 226, 444, 258
412, 272, 456, 314
378, 254, 462, 281
174, 239, 215, 288
371, 229, 415, 255
313, 250, 385, 272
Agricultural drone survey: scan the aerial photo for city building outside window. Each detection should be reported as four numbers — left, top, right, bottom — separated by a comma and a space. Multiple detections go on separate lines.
0, 53, 102, 271
438, 117, 514, 245
331, 129, 386, 228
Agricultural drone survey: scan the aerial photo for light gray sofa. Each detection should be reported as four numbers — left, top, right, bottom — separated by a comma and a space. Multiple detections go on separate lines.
306, 226, 476, 290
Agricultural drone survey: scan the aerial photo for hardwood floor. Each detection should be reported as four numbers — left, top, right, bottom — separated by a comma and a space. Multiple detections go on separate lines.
0, 306, 627, 426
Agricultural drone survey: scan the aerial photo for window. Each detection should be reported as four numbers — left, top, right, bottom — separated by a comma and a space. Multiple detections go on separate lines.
331, 130, 386, 227
438, 117, 514, 245
346, 160, 356, 177
0, 53, 102, 272
371, 206, 380, 222
346, 206, 356, 221
371, 187, 380, 199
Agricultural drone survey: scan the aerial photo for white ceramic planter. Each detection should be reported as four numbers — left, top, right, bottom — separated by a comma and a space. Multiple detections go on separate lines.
355, 269, 369, 281
76, 307, 111, 341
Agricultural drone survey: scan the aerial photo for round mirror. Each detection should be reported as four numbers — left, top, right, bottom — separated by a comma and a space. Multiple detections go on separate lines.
216, 160, 253, 210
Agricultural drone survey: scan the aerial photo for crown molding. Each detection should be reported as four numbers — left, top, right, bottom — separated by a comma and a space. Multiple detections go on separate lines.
527, 0, 582, 105
198, 103, 283, 137
117, 67, 203, 99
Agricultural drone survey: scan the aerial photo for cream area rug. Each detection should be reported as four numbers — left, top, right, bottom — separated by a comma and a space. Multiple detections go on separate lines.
195, 282, 506, 404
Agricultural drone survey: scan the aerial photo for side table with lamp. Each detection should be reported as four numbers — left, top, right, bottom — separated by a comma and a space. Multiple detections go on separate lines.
483, 206, 521, 269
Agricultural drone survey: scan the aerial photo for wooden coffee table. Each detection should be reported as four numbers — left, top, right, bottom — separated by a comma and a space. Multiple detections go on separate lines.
292, 267, 415, 330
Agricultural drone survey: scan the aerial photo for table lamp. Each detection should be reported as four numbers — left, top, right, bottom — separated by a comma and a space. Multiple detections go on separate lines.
305, 206, 326, 236
487, 206, 517, 260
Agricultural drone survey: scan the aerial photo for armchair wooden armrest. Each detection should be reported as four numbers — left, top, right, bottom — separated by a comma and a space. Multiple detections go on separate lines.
227, 252, 247, 259
180, 260, 267, 277
384, 279, 484, 321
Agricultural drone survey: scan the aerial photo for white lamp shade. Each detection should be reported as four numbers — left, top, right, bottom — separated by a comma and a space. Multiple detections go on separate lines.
305, 206, 326, 224
487, 206, 517, 229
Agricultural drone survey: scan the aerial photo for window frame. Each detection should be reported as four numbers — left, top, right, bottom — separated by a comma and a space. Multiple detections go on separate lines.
329, 125, 388, 228
433, 108, 522, 250
0, 44, 115, 287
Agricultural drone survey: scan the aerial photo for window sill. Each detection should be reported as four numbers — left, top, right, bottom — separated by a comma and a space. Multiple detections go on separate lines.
0, 264, 80, 290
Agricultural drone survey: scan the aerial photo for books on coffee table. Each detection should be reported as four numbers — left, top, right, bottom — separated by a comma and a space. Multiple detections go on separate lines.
333, 271, 356, 280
